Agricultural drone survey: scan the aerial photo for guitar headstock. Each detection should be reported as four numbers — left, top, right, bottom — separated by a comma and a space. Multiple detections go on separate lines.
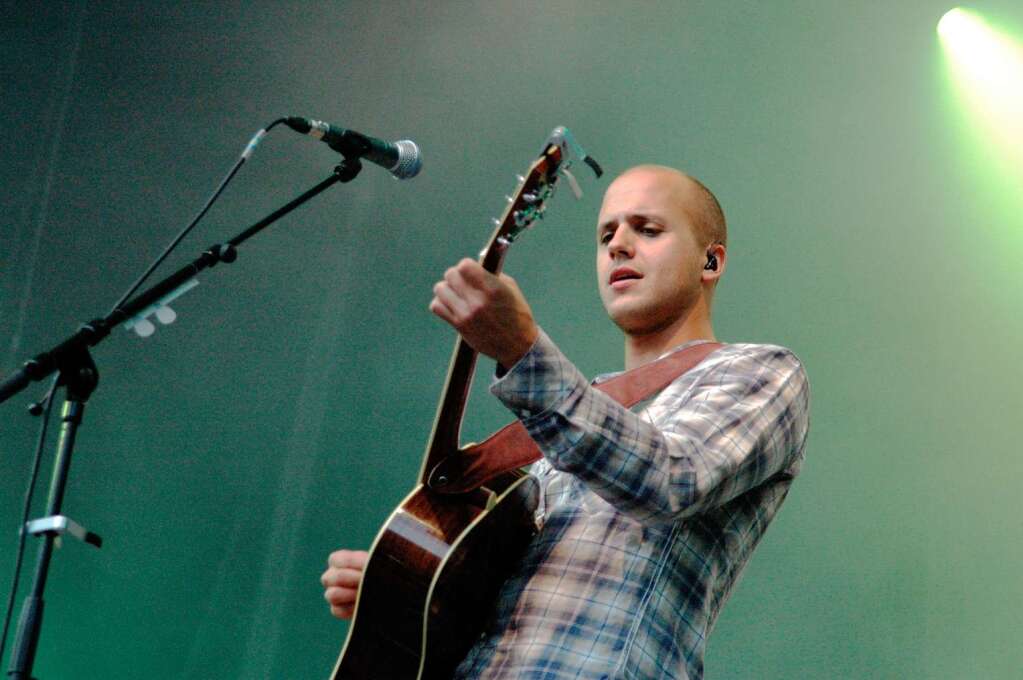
479, 127, 602, 274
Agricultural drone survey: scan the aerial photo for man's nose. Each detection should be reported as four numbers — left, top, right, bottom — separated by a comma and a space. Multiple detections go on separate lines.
607, 229, 634, 258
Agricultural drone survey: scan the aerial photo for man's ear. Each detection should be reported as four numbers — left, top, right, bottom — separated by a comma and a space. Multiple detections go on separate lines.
701, 243, 726, 284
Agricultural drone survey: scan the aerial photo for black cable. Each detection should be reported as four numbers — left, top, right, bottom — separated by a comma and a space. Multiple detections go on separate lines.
0, 375, 59, 666
108, 117, 287, 315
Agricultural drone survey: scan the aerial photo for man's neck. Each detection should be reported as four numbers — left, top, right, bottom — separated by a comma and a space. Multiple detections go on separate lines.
623, 308, 716, 370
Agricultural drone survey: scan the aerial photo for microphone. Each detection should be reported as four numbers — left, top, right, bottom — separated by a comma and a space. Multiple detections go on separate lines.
284, 117, 422, 180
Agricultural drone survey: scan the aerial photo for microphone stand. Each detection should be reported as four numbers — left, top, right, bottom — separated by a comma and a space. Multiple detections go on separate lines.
3, 157, 362, 679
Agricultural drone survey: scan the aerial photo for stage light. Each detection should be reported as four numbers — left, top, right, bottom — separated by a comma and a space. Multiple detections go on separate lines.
937, 7, 1023, 165
937, 8, 969, 38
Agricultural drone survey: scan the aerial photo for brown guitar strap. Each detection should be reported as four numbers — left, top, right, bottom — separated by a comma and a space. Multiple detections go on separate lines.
428, 341, 724, 494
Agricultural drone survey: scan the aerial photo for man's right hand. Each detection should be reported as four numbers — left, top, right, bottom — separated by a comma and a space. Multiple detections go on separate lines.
321, 549, 368, 620
429, 259, 539, 371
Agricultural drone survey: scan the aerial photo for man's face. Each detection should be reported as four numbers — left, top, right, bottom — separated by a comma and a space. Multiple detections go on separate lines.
595, 168, 706, 336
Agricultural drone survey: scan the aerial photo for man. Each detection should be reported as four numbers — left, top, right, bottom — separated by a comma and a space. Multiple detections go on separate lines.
322, 165, 810, 679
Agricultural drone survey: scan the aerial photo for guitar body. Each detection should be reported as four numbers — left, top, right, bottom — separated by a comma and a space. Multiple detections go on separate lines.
331, 470, 539, 680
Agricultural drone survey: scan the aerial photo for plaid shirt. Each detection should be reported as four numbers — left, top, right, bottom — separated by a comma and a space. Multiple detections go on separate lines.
453, 331, 810, 680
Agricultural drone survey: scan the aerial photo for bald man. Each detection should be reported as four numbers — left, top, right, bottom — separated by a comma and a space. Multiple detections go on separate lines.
323, 166, 810, 680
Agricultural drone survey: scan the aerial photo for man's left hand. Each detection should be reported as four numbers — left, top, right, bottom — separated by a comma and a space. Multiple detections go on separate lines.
429, 258, 539, 370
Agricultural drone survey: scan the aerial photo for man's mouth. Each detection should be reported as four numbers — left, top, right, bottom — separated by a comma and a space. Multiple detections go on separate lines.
609, 268, 642, 288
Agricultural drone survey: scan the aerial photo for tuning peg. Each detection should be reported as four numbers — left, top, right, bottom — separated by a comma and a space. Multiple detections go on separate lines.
491, 217, 502, 227
515, 174, 525, 183
505, 195, 515, 203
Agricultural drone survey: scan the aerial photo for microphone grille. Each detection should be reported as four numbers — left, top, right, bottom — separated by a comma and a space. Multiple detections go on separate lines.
391, 140, 422, 180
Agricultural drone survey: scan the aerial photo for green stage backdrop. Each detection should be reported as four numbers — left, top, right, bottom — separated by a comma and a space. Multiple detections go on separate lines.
2, 1, 1022, 678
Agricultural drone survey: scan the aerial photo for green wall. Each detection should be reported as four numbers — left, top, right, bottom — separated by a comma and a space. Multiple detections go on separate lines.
2, 2, 1021, 677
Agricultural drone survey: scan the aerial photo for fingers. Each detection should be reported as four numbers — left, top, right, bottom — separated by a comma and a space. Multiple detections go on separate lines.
430, 259, 501, 324
452, 258, 489, 287
324, 585, 358, 620
431, 278, 470, 322
327, 549, 368, 570
428, 259, 534, 366
324, 584, 358, 605
330, 603, 356, 619
322, 549, 368, 620
321, 550, 368, 588
497, 272, 522, 293
321, 566, 363, 588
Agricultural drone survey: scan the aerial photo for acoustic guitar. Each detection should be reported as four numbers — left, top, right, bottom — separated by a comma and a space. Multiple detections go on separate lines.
330, 128, 600, 680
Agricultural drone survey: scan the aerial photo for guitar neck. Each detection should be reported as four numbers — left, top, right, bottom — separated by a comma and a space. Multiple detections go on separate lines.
416, 143, 566, 487
418, 337, 479, 484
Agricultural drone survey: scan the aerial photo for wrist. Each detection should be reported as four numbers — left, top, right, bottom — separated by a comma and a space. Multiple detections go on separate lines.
497, 324, 539, 372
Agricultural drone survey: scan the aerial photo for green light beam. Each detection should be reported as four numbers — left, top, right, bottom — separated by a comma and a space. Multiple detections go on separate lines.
938, 7, 1023, 247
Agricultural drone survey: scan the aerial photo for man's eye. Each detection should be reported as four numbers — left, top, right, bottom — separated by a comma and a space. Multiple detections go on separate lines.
600, 232, 613, 244
639, 226, 660, 236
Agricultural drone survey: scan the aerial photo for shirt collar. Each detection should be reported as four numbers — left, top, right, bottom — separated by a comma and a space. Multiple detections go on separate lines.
592, 338, 719, 384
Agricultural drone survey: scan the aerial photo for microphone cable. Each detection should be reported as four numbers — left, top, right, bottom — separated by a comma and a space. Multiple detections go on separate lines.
109, 118, 287, 315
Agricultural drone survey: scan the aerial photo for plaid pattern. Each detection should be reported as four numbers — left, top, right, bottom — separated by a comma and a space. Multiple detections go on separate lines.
453, 331, 810, 680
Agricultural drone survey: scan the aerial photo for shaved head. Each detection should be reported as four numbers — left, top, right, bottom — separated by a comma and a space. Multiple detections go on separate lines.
596, 164, 727, 363
613, 165, 727, 249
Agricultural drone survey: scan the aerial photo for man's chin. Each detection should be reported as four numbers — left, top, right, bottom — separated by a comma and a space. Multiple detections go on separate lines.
607, 300, 694, 338
606, 307, 661, 336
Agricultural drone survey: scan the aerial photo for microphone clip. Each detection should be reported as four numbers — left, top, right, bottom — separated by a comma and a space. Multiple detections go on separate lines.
334, 156, 364, 183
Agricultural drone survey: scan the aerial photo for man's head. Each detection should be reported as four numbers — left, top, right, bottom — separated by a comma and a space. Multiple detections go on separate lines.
595, 165, 727, 337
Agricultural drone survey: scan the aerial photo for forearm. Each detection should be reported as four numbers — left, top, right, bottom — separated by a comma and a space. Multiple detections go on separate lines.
492, 331, 810, 523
